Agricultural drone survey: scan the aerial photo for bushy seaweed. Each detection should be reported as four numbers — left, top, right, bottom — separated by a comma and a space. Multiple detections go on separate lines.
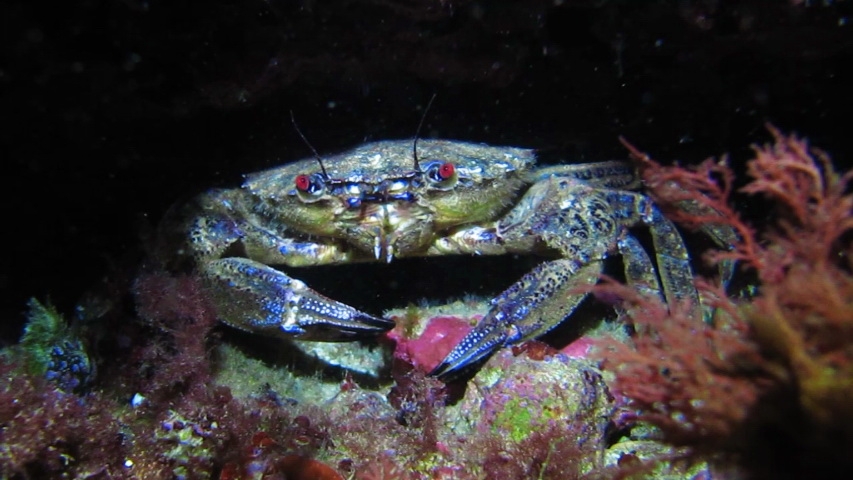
596, 127, 853, 477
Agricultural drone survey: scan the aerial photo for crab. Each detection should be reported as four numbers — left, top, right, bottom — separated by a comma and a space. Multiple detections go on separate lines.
174, 138, 733, 380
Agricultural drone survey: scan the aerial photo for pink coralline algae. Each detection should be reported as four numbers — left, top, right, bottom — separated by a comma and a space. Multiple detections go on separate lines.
386, 314, 476, 373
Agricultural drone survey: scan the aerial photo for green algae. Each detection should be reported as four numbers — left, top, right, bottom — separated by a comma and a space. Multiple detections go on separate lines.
19, 298, 68, 377
14, 298, 94, 392
493, 397, 537, 443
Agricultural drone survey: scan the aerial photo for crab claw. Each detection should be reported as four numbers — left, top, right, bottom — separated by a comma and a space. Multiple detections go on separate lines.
430, 260, 601, 381
428, 313, 516, 381
199, 258, 395, 341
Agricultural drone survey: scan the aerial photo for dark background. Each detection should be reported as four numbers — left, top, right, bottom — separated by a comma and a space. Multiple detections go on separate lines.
2, 0, 852, 342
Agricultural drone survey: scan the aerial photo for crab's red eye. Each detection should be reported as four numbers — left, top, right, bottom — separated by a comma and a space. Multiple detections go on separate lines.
425, 161, 458, 187
438, 162, 455, 180
295, 174, 312, 192
293, 173, 327, 199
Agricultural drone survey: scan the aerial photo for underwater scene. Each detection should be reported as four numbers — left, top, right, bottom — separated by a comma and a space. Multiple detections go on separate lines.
2, 1, 852, 479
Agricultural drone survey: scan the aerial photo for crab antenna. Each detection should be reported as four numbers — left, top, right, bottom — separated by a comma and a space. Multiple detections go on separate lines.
412, 93, 437, 172
290, 110, 329, 179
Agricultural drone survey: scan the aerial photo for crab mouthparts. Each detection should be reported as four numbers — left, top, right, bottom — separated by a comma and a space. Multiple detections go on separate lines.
374, 231, 396, 263
362, 203, 415, 263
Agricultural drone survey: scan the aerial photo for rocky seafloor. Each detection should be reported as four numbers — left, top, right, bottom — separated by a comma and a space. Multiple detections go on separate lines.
3, 130, 852, 479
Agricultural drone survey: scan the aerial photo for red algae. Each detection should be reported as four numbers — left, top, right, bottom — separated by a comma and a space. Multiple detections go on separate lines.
387, 315, 475, 373
597, 127, 853, 477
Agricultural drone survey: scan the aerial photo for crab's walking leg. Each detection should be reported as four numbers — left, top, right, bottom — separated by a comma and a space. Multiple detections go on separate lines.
641, 198, 700, 309
617, 233, 664, 301
673, 199, 739, 289
528, 160, 641, 190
